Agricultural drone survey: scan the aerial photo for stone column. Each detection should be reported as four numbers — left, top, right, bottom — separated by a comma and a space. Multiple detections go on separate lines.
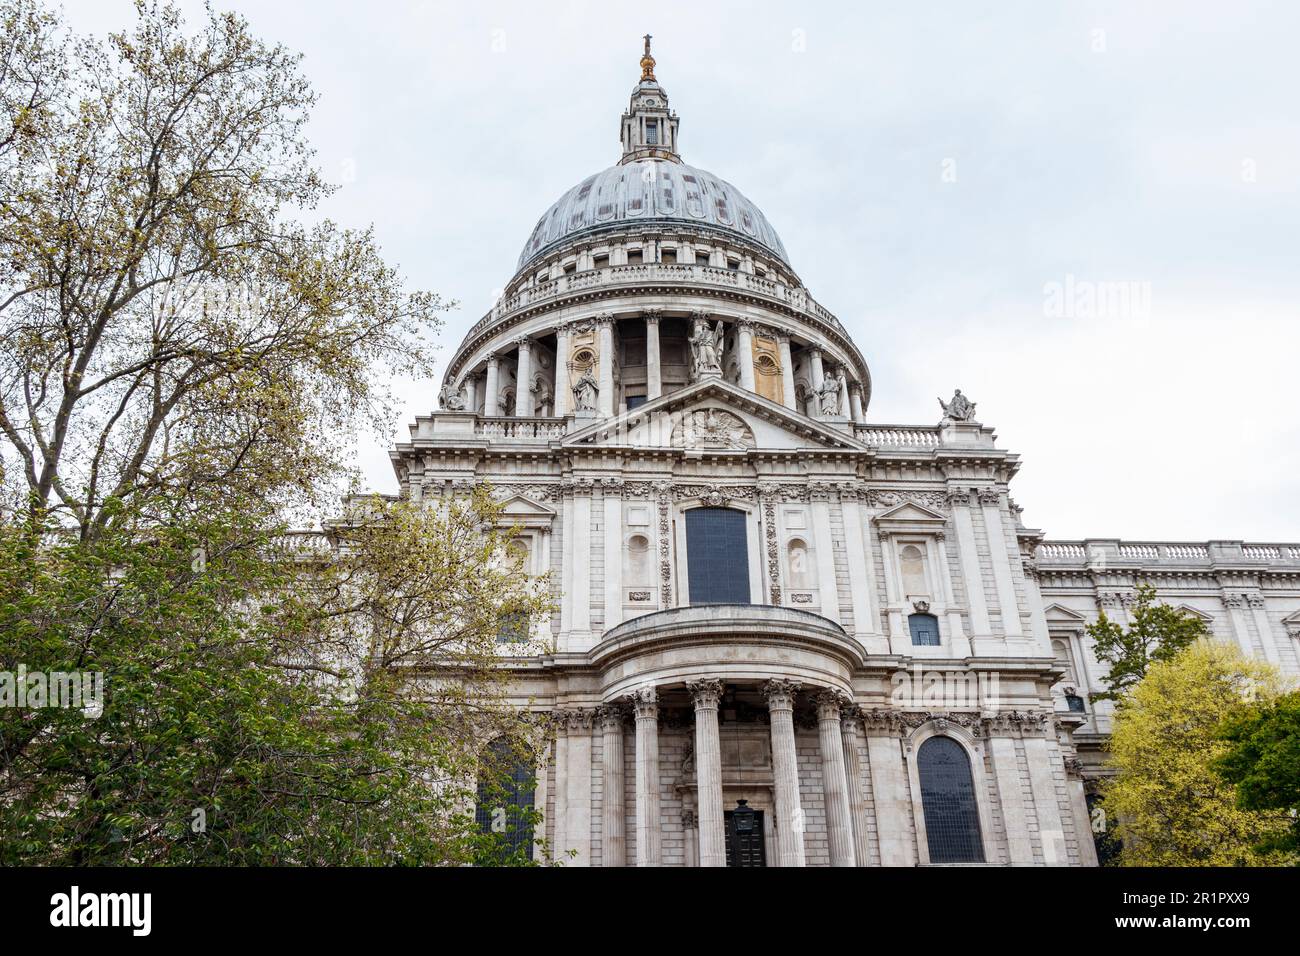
596, 314, 615, 417
807, 348, 826, 417
645, 311, 662, 400
631, 687, 661, 866
736, 320, 756, 392
840, 708, 870, 866
554, 324, 571, 416
562, 709, 594, 866
687, 679, 726, 867
465, 374, 480, 415
816, 691, 856, 867
514, 337, 532, 417
777, 333, 796, 410
483, 352, 501, 417
848, 381, 864, 423
764, 679, 805, 867
598, 705, 626, 867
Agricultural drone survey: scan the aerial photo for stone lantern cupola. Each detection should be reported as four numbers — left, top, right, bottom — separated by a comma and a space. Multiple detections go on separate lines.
619, 35, 680, 164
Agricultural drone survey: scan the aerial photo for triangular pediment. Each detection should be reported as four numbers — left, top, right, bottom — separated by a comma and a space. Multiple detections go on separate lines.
561, 379, 868, 453
1044, 603, 1089, 624
874, 501, 948, 523
1175, 603, 1214, 623
497, 493, 555, 517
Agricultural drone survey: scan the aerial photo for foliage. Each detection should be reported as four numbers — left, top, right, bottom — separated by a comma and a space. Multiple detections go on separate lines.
1086, 583, 1210, 703
1101, 641, 1294, 866
0, 1, 552, 866
0, 488, 554, 864
1215, 690, 1300, 858
0, 0, 444, 537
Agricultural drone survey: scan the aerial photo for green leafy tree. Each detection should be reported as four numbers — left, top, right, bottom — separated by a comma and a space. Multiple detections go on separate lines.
1101, 641, 1294, 866
1215, 691, 1300, 858
1087, 583, 1210, 703
0, 1, 555, 865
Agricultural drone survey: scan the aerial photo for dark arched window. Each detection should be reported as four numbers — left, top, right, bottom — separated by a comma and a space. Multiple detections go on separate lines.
908, 612, 940, 646
918, 736, 984, 864
685, 507, 750, 605
474, 739, 535, 863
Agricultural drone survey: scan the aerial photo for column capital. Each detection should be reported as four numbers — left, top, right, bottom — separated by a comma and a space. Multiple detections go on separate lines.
594, 311, 616, 327
629, 685, 658, 720
514, 335, 533, 351
596, 702, 628, 732
805, 345, 823, 359
763, 679, 801, 711
485, 350, 500, 364
814, 688, 850, 722
686, 679, 724, 709
849, 380, 864, 396
643, 308, 663, 325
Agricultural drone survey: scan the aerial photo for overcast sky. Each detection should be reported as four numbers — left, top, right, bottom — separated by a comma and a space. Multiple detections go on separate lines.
66, 0, 1300, 541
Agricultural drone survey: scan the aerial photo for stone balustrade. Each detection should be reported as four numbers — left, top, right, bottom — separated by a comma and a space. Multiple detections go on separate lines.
1036, 538, 1300, 568
465, 262, 847, 343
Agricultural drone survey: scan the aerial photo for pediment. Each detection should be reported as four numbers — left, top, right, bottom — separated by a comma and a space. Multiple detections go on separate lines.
1175, 603, 1214, 623
1044, 603, 1089, 624
561, 379, 868, 453
495, 493, 556, 529
872, 499, 948, 536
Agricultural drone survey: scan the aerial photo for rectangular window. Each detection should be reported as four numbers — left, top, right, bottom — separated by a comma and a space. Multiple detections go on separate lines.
686, 507, 750, 605
593, 254, 609, 270
661, 248, 677, 264
627, 250, 643, 265
645, 120, 658, 145
626, 394, 648, 411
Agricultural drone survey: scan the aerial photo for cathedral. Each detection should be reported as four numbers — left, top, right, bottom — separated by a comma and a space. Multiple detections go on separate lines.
395, 40, 1300, 866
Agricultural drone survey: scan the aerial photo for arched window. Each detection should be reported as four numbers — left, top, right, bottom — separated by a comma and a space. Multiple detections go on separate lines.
474, 739, 536, 863
918, 736, 984, 864
908, 612, 940, 646
685, 507, 750, 605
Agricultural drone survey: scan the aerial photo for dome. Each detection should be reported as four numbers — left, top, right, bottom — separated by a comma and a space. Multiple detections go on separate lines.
516, 159, 792, 273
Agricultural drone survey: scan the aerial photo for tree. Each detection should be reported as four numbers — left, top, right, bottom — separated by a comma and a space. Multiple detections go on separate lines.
1086, 583, 1210, 704
0, 487, 555, 865
0, 0, 443, 537
1101, 641, 1295, 866
1215, 691, 1300, 858
0, 2, 554, 865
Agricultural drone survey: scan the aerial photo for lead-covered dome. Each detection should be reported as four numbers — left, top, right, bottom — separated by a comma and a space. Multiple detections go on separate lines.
516, 159, 791, 273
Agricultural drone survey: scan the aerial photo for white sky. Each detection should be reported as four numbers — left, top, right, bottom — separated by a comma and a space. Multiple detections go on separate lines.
64, 0, 1300, 541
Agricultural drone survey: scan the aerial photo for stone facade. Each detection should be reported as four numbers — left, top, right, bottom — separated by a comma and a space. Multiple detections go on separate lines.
380, 44, 1300, 866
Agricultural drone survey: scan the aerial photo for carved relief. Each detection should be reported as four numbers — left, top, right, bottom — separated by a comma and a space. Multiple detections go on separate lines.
671, 408, 755, 450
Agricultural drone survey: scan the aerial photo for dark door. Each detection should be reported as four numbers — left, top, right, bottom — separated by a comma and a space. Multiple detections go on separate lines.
724, 802, 766, 867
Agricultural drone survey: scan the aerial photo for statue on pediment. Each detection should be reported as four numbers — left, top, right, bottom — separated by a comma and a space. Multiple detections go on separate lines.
439, 382, 465, 411
573, 367, 598, 412
817, 369, 842, 416
938, 388, 976, 422
688, 314, 725, 380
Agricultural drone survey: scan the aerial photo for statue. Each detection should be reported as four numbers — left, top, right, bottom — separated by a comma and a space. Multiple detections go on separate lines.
572, 367, 598, 412
439, 382, 465, 411
688, 314, 725, 381
938, 388, 977, 422
530, 374, 553, 417
817, 369, 842, 416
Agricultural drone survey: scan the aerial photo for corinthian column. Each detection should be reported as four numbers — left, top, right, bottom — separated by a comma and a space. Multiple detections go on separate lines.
554, 324, 571, 416
514, 337, 532, 417
840, 707, 870, 866
764, 679, 805, 867
645, 310, 662, 400
777, 333, 796, 410
736, 320, 756, 392
598, 704, 626, 867
687, 679, 726, 867
484, 352, 501, 417
631, 686, 661, 866
815, 690, 856, 866
596, 314, 615, 417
